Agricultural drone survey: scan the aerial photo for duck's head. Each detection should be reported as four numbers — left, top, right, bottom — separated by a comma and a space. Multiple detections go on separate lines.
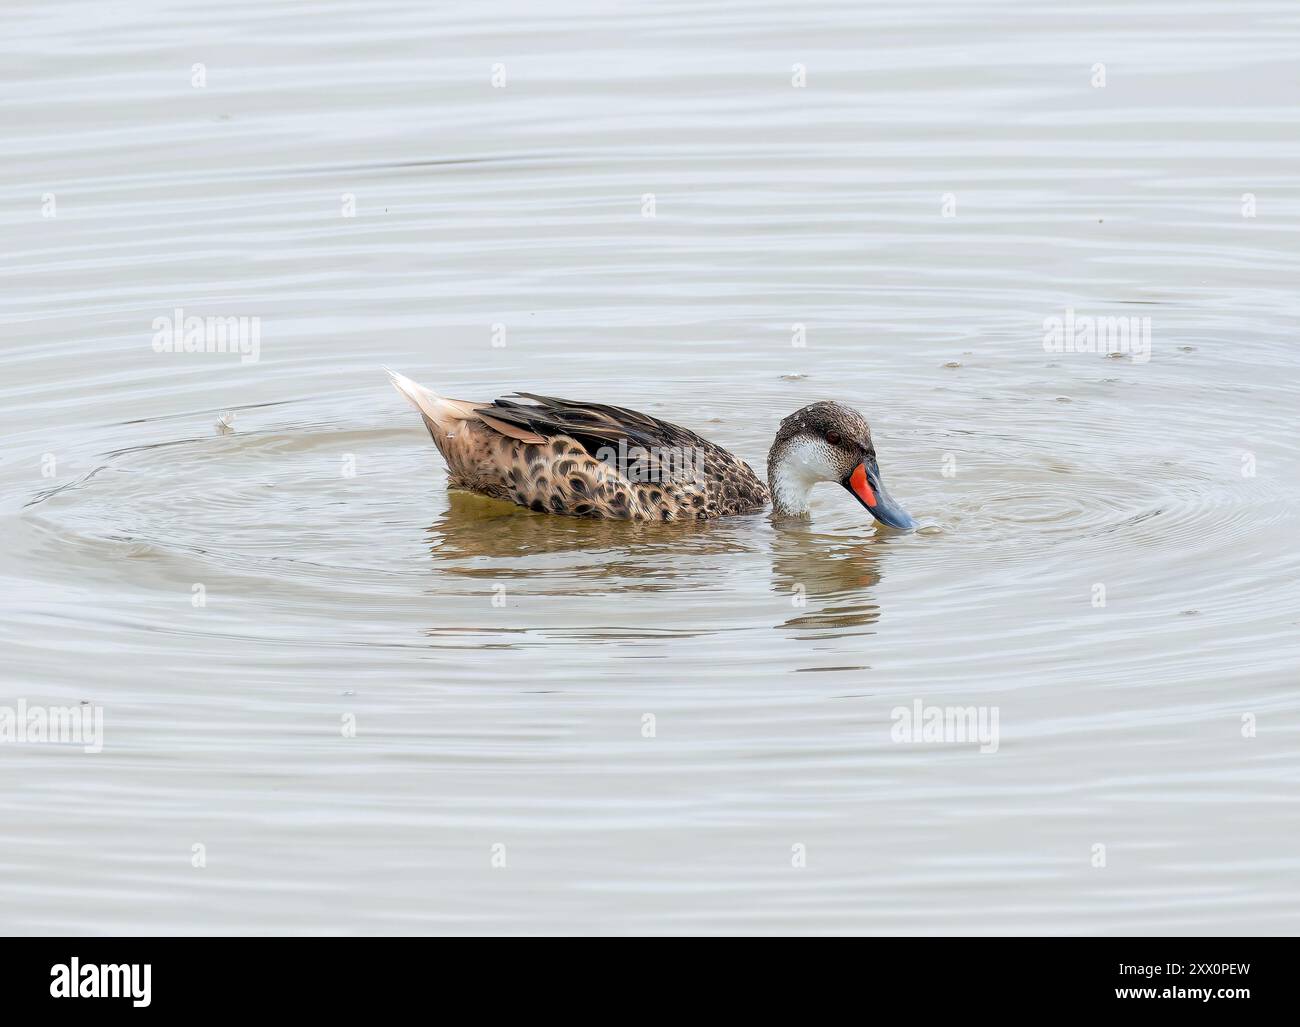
767, 401, 916, 529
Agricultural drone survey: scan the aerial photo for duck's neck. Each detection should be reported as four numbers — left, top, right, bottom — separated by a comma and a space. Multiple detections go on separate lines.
767, 439, 822, 518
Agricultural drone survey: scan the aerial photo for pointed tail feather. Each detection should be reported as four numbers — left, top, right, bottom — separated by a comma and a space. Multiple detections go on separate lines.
384, 368, 482, 439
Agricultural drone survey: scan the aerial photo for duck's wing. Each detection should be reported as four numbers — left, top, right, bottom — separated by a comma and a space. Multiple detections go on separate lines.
473, 393, 705, 459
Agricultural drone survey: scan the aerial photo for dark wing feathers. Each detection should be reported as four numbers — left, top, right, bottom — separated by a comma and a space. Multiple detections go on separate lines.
511, 393, 663, 432
473, 394, 694, 455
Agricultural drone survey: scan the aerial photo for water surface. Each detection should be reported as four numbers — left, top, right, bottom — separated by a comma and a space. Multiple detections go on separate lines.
2, 0, 1299, 934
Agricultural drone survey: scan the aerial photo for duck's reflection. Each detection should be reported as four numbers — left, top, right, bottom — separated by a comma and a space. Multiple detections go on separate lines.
770, 522, 884, 637
423, 490, 754, 581
423, 492, 888, 637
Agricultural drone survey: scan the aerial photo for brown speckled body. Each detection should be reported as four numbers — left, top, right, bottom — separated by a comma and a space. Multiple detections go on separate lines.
413, 395, 769, 521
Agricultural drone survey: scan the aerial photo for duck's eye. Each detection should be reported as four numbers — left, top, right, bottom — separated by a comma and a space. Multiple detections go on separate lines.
825, 430, 842, 446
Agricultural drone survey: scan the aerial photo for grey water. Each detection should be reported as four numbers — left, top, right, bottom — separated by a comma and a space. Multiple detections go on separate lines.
2, 0, 1299, 934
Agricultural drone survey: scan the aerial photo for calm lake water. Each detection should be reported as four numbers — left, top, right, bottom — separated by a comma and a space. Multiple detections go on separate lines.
2, 0, 1299, 935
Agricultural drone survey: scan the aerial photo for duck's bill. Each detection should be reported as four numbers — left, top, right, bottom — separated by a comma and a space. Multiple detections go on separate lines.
842, 461, 917, 530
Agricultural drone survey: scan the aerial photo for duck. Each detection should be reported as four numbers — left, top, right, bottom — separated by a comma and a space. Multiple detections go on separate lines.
386, 369, 916, 529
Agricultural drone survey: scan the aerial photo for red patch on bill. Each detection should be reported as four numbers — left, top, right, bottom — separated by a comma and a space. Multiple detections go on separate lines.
849, 464, 876, 506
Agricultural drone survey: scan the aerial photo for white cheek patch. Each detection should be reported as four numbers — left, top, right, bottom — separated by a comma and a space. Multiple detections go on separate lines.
783, 437, 838, 484
770, 437, 841, 515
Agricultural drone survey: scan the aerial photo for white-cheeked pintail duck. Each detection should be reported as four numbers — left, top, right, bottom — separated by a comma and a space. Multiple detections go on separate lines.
387, 369, 916, 529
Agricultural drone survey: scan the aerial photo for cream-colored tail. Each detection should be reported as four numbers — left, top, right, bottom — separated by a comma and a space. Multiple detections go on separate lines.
384, 368, 481, 441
